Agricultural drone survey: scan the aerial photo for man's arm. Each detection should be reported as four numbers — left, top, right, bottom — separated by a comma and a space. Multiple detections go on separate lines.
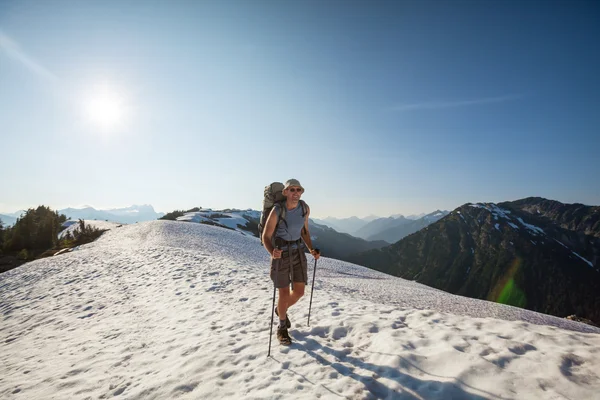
300, 205, 315, 251
262, 207, 279, 256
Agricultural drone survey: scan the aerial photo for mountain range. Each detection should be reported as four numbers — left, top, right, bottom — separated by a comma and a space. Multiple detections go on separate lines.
361, 211, 449, 243
1, 205, 165, 226
312, 211, 447, 243
349, 197, 600, 324
311, 216, 370, 236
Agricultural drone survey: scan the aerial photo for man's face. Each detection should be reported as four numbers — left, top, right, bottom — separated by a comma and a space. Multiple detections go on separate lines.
285, 186, 303, 201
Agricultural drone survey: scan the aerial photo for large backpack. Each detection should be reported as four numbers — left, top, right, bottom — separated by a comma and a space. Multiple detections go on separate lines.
259, 182, 308, 244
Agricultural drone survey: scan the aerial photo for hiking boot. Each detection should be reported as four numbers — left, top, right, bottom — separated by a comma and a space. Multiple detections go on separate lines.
277, 327, 292, 346
275, 308, 291, 329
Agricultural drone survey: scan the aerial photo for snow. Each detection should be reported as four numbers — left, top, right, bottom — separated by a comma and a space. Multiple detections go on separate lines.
494, 223, 500, 231
469, 203, 512, 220
215, 216, 249, 230
176, 209, 257, 237
177, 213, 213, 223
423, 211, 448, 222
61, 220, 78, 228
553, 240, 595, 270
1, 220, 600, 399
507, 221, 519, 230
554, 239, 568, 249
58, 220, 122, 239
516, 217, 545, 236
571, 251, 594, 268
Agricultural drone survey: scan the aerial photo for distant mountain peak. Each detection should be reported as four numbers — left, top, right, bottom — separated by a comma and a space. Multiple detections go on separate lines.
58, 204, 163, 224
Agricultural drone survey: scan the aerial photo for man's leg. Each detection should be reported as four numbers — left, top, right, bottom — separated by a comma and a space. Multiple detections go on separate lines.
286, 248, 307, 310
277, 287, 291, 320
277, 284, 304, 317
276, 287, 292, 346
286, 283, 305, 309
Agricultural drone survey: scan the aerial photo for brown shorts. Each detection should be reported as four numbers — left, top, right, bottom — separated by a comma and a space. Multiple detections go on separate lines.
270, 248, 308, 289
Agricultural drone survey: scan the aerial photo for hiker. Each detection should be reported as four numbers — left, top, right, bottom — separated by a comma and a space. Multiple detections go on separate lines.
262, 179, 320, 346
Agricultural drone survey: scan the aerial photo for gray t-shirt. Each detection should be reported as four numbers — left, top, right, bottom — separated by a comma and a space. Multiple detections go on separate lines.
274, 202, 305, 247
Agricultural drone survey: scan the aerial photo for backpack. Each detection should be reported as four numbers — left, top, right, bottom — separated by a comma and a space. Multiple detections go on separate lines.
259, 182, 308, 244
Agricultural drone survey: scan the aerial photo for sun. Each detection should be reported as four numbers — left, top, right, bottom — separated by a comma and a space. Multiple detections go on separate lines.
84, 83, 126, 129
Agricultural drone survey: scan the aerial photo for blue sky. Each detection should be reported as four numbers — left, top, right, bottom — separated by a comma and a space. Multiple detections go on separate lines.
1, 0, 598, 218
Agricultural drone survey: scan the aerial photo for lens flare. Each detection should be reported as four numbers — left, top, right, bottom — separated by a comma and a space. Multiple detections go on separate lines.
489, 257, 527, 308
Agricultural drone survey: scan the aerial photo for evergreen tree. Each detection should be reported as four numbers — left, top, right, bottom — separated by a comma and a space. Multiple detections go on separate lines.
2, 206, 68, 254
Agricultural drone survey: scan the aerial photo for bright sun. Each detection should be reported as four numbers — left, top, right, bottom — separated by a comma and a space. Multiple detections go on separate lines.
84, 84, 126, 129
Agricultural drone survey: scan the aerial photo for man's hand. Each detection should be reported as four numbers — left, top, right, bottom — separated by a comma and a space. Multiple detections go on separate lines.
272, 248, 282, 259
310, 249, 321, 260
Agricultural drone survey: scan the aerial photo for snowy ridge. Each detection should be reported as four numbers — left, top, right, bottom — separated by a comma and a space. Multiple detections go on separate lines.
58, 220, 121, 240
1, 221, 599, 399
177, 208, 258, 237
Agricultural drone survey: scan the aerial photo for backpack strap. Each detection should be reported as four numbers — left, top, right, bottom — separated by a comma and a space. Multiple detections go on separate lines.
299, 200, 308, 217
299, 200, 308, 235
273, 201, 288, 229
272, 202, 287, 249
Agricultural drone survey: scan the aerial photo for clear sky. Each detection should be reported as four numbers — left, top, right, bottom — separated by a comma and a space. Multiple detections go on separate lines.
1, 0, 599, 219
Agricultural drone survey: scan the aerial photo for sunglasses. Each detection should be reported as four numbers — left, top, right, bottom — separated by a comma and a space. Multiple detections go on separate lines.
288, 188, 303, 193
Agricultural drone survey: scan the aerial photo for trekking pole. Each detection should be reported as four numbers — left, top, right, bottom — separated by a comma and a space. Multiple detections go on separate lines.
307, 248, 320, 327
267, 246, 280, 357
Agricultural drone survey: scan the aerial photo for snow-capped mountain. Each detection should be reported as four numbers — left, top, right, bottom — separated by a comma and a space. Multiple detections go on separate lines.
2, 210, 27, 218
1, 220, 598, 399
58, 205, 165, 224
0, 210, 27, 227
0, 214, 18, 227
421, 209, 449, 223
405, 213, 426, 220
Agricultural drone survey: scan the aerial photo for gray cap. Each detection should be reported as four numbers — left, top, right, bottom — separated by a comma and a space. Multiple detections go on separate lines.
284, 178, 304, 191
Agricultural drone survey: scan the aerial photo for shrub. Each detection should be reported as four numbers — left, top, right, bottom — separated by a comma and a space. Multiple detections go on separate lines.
17, 249, 29, 260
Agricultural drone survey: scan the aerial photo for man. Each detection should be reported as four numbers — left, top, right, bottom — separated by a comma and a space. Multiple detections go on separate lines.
262, 179, 320, 346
